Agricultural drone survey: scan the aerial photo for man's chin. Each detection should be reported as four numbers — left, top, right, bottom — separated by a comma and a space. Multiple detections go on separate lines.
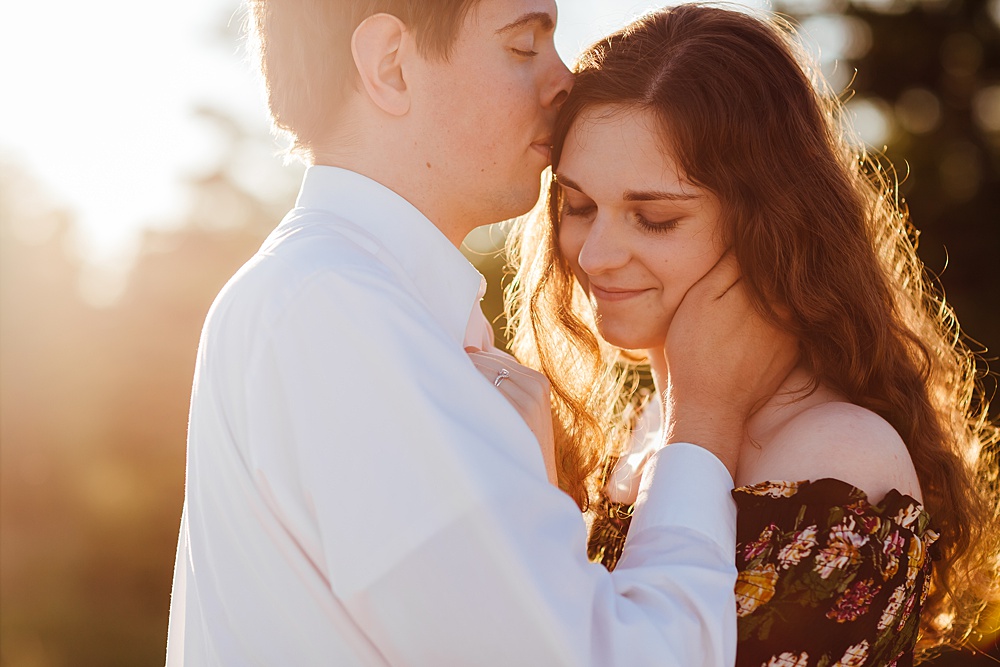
492, 185, 547, 223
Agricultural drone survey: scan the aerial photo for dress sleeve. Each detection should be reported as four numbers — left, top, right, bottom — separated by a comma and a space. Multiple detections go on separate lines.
732, 479, 938, 667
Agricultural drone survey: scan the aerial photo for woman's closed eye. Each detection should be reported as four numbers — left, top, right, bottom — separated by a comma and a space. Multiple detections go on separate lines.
634, 212, 680, 234
561, 189, 596, 217
562, 200, 596, 217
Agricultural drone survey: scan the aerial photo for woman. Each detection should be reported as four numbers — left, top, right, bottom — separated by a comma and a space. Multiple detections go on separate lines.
496, 5, 999, 665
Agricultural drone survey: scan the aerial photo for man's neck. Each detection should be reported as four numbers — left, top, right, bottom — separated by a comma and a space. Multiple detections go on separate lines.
311, 146, 477, 249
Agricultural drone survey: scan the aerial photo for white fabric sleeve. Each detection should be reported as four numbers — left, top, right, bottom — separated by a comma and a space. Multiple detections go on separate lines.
245, 267, 738, 667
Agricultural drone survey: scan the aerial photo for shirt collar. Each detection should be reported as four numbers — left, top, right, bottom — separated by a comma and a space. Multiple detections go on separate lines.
292, 165, 486, 346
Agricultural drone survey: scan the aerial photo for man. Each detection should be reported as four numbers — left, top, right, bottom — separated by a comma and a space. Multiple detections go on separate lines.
166, 1, 793, 664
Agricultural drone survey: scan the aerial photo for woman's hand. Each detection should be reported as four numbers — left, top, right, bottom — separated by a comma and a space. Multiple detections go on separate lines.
664, 253, 799, 478
467, 348, 558, 486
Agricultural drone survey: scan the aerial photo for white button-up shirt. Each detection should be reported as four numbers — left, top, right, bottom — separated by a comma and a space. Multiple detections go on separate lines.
166, 166, 738, 666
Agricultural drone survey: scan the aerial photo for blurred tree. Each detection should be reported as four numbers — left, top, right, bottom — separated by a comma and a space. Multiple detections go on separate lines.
780, 0, 1000, 411
0, 163, 118, 666
0, 105, 296, 664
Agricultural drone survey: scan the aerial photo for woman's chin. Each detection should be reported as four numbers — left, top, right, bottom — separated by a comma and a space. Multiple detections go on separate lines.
597, 327, 664, 354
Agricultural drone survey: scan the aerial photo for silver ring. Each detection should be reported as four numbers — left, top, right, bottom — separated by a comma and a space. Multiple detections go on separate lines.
494, 368, 511, 388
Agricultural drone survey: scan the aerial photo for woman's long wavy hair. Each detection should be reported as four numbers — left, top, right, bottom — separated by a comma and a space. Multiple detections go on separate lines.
506, 4, 999, 654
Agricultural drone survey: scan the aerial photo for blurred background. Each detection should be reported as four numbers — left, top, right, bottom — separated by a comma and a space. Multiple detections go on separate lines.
1, 0, 997, 665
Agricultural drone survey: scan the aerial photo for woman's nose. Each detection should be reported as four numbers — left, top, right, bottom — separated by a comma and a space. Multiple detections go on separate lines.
577, 215, 629, 276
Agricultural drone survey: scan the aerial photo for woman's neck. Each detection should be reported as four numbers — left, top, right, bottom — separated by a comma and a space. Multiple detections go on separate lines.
649, 346, 829, 450
647, 348, 669, 401
743, 366, 827, 442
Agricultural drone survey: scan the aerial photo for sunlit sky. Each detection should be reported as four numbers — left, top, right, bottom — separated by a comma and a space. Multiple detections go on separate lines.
1, 0, 772, 265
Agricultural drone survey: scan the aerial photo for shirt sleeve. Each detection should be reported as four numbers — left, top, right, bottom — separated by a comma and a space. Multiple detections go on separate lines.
241, 265, 738, 667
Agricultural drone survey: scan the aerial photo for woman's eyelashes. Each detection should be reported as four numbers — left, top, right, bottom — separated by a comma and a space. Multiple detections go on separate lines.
634, 213, 680, 233
562, 199, 680, 234
562, 200, 595, 217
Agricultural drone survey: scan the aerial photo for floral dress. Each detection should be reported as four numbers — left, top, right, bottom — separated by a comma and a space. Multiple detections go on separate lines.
588, 478, 938, 667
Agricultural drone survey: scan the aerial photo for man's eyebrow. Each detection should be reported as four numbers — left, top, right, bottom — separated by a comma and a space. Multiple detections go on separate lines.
495, 12, 555, 36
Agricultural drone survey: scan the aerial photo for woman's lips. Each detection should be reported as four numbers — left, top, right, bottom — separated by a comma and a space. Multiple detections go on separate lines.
589, 284, 651, 302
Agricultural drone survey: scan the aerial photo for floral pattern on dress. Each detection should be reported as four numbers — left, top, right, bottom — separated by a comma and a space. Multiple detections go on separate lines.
826, 578, 881, 623
736, 563, 780, 617
733, 479, 937, 667
812, 516, 869, 579
764, 652, 810, 666
776, 525, 818, 569
587, 477, 938, 667
742, 480, 802, 498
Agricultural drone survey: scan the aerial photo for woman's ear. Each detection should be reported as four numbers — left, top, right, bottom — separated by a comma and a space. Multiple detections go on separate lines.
351, 14, 411, 116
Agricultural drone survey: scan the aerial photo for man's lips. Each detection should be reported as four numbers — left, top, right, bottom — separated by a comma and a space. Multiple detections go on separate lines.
531, 141, 552, 161
589, 284, 651, 302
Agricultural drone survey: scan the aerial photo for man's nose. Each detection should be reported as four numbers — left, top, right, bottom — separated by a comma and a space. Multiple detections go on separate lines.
545, 58, 574, 110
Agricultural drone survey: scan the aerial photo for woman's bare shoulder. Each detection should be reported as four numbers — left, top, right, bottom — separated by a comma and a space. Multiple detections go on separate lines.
738, 401, 923, 503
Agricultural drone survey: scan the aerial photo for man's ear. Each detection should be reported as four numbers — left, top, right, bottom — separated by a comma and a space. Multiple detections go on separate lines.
351, 14, 411, 116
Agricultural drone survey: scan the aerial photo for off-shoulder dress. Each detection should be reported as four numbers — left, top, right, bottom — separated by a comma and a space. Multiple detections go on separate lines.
589, 477, 938, 667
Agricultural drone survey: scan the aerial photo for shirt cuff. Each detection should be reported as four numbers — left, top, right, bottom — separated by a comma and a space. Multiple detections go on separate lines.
628, 443, 737, 555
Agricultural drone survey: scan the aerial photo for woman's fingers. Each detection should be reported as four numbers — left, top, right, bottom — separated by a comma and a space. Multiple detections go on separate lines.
468, 350, 550, 400
665, 254, 799, 477
466, 350, 558, 486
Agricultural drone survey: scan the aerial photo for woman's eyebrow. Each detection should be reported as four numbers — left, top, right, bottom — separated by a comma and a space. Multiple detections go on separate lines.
557, 174, 698, 202
623, 189, 699, 202
554, 174, 586, 192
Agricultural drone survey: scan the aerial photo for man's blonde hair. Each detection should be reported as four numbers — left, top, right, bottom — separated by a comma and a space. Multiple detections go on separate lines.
246, 0, 481, 158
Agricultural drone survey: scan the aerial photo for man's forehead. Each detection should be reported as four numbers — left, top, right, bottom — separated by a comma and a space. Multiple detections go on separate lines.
495, 11, 554, 35
466, 0, 558, 34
